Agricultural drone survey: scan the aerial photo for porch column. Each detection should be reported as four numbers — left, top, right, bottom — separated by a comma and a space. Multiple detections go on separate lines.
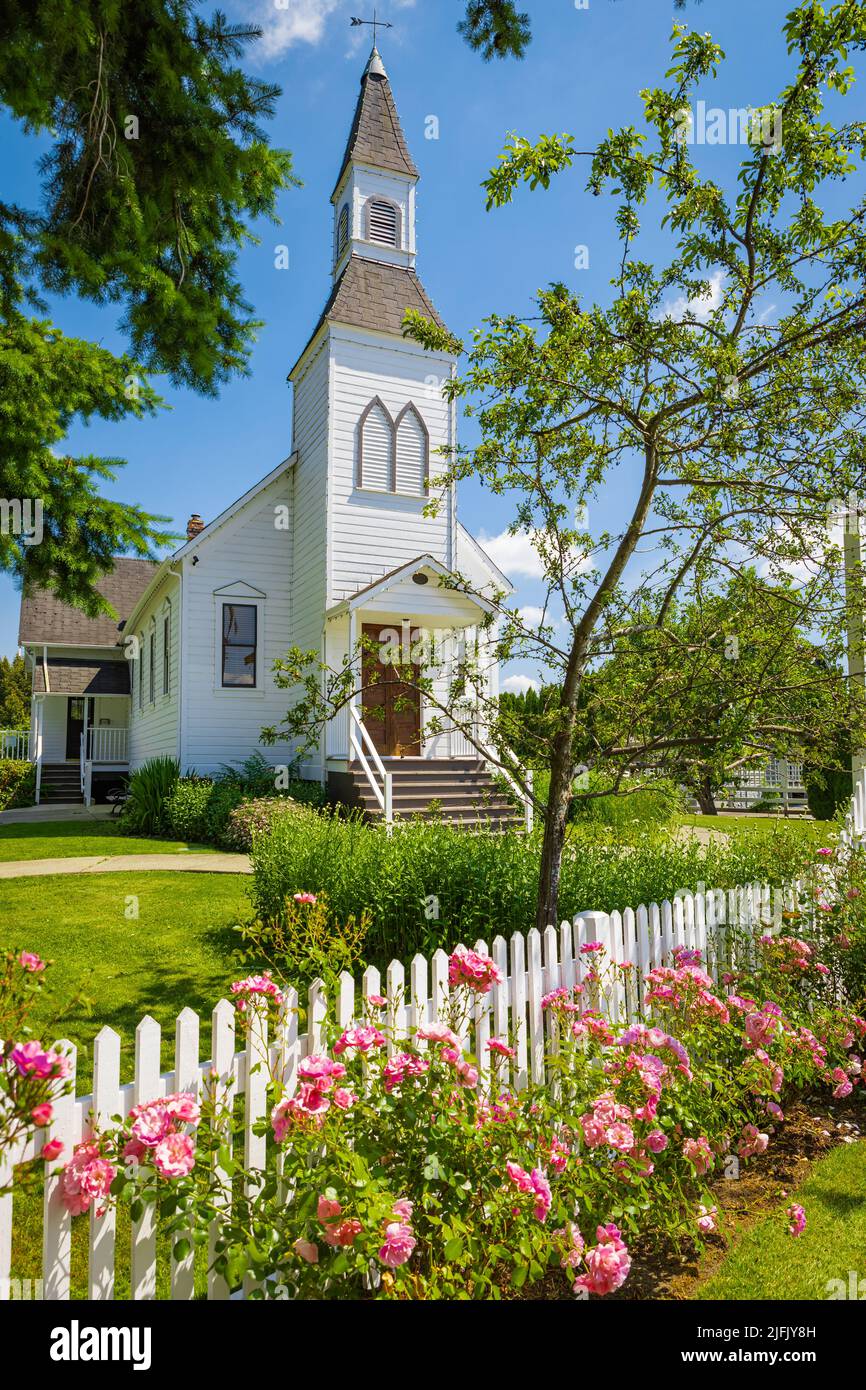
33, 697, 43, 804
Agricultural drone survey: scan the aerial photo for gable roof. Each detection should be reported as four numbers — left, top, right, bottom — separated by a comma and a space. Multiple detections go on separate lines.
332, 48, 419, 201
326, 554, 498, 619
289, 256, 449, 378
18, 558, 159, 648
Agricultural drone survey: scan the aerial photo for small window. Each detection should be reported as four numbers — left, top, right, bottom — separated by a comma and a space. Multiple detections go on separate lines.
222, 604, 257, 688
139, 637, 144, 712
149, 631, 155, 703
337, 203, 350, 260
366, 198, 399, 247
163, 613, 170, 695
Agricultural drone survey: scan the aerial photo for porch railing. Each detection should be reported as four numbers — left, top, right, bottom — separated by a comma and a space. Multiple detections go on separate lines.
0, 728, 30, 761
349, 704, 393, 827
87, 726, 129, 763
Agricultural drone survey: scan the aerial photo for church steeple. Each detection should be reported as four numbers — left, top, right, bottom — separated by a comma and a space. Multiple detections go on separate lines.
331, 46, 420, 280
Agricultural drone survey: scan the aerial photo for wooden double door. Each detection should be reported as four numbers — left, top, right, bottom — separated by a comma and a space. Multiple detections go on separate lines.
361, 623, 421, 757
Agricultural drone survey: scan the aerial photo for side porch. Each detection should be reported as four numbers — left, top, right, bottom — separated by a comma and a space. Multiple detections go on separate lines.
27, 656, 132, 806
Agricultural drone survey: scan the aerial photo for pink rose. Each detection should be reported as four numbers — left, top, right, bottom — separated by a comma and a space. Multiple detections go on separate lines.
19, 951, 46, 973
644, 1129, 669, 1154
153, 1132, 196, 1179
294, 1238, 318, 1264
378, 1221, 416, 1268
317, 1195, 342, 1223
31, 1103, 53, 1127
42, 1138, 64, 1162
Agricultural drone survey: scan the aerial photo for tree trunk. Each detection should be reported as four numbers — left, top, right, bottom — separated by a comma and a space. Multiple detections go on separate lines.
535, 731, 575, 929
695, 775, 718, 815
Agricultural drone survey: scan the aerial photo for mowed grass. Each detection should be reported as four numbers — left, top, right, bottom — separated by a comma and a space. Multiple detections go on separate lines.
698, 1138, 866, 1300
678, 814, 833, 845
2, 869, 259, 1299
0, 819, 213, 862
0, 871, 257, 1087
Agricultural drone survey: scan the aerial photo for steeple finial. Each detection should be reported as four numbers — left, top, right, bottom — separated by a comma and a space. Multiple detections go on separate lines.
365, 46, 387, 78
350, 11, 393, 55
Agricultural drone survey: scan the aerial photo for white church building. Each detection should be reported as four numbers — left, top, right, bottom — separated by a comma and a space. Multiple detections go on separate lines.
15, 49, 527, 829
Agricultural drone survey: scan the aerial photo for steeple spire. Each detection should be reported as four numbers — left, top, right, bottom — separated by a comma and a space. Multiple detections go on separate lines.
331, 44, 419, 202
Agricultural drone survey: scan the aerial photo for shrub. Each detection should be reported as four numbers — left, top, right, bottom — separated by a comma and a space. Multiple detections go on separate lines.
572, 772, 685, 829
804, 765, 852, 820
248, 810, 822, 965
0, 759, 36, 810
222, 796, 317, 852
120, 757, 180, 835
162, 779, 215, 842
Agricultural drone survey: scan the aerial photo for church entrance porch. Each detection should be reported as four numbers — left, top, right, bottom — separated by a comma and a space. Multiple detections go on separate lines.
361, 622, 422, 757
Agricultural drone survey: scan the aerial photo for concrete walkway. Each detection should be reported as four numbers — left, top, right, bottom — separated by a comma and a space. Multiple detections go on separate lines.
0, 852, 252, 879
0, 803, 115, 825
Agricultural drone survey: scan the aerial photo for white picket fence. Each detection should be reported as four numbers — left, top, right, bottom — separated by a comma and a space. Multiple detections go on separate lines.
0, 877, 797, 1303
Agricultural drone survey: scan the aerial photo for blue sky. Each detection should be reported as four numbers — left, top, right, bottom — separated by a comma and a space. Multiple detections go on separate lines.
0, 0, 823, 687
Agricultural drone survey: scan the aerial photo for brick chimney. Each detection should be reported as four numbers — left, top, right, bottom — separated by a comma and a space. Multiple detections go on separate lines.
186, 513, 205, 541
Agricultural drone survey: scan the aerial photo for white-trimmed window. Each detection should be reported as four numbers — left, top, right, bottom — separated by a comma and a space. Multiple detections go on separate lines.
395, 403, 429, 495
357, 396, 395, 491
149, 622, 155, 703
221, 603, 258, 688
366, 198, 400, 248
357, 397, 429, 496
162, 603, 171, 696
138, 634, 144, 712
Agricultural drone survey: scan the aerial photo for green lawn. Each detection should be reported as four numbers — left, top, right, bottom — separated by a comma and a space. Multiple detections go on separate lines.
0, 871, 257, 1087
680, 813, 833, 841
0, 819, 214, 861
698, 1138, 866, 1299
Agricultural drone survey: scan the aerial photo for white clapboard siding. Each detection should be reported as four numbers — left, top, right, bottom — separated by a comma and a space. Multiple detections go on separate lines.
3, 858, 833, 1303
395, 407, 427, 496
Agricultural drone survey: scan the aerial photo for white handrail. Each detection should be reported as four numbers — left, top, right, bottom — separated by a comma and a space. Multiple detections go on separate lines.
79, 732, 85, 795
349, 704, 393, 826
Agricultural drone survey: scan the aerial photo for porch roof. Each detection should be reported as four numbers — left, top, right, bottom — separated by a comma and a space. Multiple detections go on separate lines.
34, 658, 131, 696
326, 555, 498, 621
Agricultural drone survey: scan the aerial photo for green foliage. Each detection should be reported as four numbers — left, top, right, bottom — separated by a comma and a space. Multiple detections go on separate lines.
0, 759, 36, 810
0, 1, 296, 610
0, 656, 29, 729
248, 810, 819, 965
162, 779, 216, 844
162, 755, 327, 848
805, 766, 853, 821
403, 3, 866, 927
222, 797, 318, 853
121, 757, 180, 835
572, 773, 685, 829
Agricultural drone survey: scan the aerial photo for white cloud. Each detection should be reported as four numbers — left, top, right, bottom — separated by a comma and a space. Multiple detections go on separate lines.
251, 0, 343, 59
245, 0, 416, 61
502, 674, 540, 696
517, 605, 547, 630
477, 528, 591, 582
663, 269, 726, 323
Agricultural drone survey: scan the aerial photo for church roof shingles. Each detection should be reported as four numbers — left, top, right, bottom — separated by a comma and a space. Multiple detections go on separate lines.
332, 62, 419, 200
18, 558, 158, 647
289, 256, 449, 377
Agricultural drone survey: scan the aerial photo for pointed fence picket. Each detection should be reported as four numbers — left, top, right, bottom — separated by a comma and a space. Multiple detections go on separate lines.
0, 868, 820, 1303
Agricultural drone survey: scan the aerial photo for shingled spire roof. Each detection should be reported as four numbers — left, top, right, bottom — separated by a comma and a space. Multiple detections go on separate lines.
331, 46, 419, 200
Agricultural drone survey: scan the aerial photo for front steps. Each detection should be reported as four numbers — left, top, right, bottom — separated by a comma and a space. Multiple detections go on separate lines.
39, 764, 84, 805
335, 759, 526, 830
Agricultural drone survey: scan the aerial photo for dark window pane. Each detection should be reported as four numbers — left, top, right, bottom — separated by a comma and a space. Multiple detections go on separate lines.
223, 604, 256, 644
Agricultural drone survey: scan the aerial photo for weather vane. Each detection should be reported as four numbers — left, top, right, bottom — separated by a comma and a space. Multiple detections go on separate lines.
350, 11, 393, 47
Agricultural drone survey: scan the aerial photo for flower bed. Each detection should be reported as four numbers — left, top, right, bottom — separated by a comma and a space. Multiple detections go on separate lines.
3, 838, 864, 1301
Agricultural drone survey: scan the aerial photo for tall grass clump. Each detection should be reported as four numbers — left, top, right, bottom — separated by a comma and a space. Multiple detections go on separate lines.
248, 811, 821, 966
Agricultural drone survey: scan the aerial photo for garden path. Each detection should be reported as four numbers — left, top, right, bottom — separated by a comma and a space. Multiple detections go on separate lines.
0, 852, 251, 878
